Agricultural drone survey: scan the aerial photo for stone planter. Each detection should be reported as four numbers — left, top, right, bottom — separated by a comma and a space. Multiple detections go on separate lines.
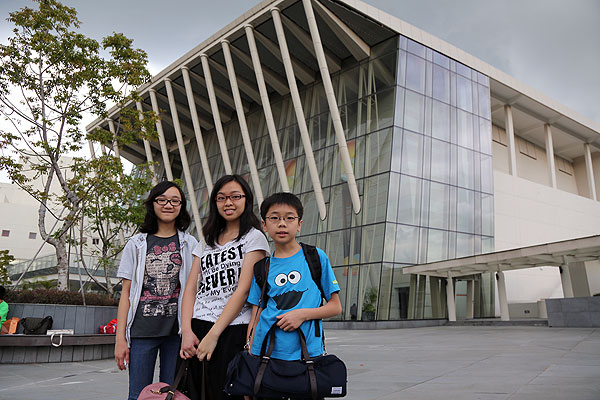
546, 297, 600, 327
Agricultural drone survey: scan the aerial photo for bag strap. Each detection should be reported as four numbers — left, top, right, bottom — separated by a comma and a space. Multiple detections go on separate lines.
158, 359, 189, 400
247, 257, 270, 349
254, 323, 318, 400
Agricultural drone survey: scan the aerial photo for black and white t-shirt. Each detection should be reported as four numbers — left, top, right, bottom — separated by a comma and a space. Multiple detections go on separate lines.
130, 233, 182, 338
192, 228, 269, 324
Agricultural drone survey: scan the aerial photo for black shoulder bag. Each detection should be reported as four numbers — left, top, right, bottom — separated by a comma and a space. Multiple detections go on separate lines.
224, 258, 347, 399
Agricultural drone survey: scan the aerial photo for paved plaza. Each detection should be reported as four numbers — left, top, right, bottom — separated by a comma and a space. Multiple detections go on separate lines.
0, 325, 598, 400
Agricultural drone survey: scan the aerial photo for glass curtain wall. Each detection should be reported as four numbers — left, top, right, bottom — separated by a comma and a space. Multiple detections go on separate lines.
183, 33, 494, 321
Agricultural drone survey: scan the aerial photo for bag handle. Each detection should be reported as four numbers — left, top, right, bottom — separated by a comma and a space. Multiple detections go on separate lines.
155, 359, 189, 400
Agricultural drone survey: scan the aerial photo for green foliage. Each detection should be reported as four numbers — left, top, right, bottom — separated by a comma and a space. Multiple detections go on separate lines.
0, 0, 156, 291
6, 288, 118, 306
20, 279, 57, 290
0, 250, 14, 286
363, 287, 378, 313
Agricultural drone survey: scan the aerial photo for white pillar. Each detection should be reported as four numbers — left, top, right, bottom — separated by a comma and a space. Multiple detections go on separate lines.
181, 67, 213, 192
221, 40, 264, 205
244, 24, 289, 193
107, 120, 121, 159
496, 271, 510, 321
200, 54, 232, 175
164, 79, 204, 240
88, 140, 96, 159
466, 280, 474, 319
446, 274, 456, 322
149, 89, 174, 181
301, 0, 361, 214
584, 143, 597, 201
504, 105, 517, 176
271, 7, 327, 220
560, 264, 574, 298
544, 124, 557, 189
136, 101, 158, 185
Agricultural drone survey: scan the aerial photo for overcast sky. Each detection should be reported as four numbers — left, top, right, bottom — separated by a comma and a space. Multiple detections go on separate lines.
1, 0, 599, 124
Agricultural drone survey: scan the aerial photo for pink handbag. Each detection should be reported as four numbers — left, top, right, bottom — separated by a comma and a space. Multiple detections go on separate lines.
137, 382, 189, 400
137, 360, 190, 400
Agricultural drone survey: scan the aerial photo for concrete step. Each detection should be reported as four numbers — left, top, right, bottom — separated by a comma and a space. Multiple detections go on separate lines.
447, 318, 548, 327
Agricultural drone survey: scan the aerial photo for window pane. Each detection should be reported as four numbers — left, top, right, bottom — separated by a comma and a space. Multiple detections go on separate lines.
478, 84, 491, 119
432, 100, 450, 142
479, 117, 492, 155
433, 51, 450, 69
394, 224, 419, 264
358, 264, 382, 320
482, 194, 494, 236
361, 224, 385, 263
456, 75, 473, 112
456, 233, 475, 257
390, 265, 411, 320
429, 182, 450, 230
397, 175, 422, 225
401, 130, 423, 176
327, 185, 354, 231
432, 64, 450, 103
404, 90, 425, 134
378, 264, 394, 320
365, 128, 393, 176
406, 38, 426, 57
406, 53, 426, 93
362, 174, 389, 225
457, 188, 475, 233
457, 147, 475, 190
387, 173, 400, 222
481, 154, 493, 194
427, 229, 449, 263
373, 52, 398, 91
457, 109, 474, 149
431, 139, 450, 184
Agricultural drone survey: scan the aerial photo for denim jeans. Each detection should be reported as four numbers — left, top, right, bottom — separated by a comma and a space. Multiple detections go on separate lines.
128, 334, 181, 400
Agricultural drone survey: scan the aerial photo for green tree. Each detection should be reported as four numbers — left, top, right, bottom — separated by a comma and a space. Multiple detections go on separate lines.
0, 250, 14, 286
0, 0, 156, 291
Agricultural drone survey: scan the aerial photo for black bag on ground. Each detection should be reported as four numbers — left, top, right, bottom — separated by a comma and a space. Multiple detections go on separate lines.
19, 316, 53, 335
224, 324, 347, 399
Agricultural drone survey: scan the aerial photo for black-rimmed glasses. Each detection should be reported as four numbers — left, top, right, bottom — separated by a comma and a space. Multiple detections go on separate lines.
215, 194, 246, 202
154, 198, 182, 207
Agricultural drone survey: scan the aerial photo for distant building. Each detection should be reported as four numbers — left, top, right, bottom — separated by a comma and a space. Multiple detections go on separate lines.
87, 0, 600, 320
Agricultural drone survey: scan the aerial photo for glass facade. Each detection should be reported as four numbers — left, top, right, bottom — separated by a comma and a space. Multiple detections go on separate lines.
181, 34, 495, 321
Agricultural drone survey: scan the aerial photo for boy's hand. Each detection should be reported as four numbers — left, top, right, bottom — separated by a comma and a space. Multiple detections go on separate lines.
276, 309, 306, 331
180, 330, 200, 359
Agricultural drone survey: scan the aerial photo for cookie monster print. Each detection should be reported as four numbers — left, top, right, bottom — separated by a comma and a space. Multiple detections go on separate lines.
272, 270, 307, 310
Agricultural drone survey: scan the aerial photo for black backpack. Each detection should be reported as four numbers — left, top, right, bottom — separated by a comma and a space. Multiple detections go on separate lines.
253, 242, 325, 337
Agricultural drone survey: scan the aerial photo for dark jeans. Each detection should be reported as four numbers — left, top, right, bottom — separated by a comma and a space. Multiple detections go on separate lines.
128, 333, 181, 400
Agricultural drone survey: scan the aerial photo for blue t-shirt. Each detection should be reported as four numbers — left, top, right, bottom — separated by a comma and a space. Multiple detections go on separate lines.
247, 247, 340, 360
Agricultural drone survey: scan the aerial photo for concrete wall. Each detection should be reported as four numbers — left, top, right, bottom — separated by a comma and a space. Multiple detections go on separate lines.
546, 297, 600, 327
493, 171, 600, 313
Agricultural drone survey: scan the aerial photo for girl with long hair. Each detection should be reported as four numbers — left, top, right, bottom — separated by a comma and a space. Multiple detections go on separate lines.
179, 175, 269, 400
115, 181, 198, 400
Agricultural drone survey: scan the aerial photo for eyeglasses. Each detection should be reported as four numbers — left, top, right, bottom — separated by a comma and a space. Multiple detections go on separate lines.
154, 198, 182, 207
215, 194, 246, 202
265, 215, 299, 224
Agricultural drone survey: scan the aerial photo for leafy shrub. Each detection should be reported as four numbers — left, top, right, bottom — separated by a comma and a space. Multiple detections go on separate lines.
6, 289, 118, 306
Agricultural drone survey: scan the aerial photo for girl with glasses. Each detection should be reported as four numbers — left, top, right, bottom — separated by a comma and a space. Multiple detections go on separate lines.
115, 181, 198, 400
179, 175, 269, 400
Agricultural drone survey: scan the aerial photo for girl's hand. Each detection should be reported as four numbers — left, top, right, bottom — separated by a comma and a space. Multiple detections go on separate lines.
276, 309, 307, 331
115, 336, 129, 370
196, 331, 219, 361
180, 330, 200, 359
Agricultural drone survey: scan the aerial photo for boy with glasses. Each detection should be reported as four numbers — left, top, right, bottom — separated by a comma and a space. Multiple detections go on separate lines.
246, 192, 341, 363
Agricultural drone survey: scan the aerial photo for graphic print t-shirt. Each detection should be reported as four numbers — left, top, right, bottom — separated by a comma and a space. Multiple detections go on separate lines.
192, 228, 269, 324
130, 234, 182, 338
247, 247, 340, 360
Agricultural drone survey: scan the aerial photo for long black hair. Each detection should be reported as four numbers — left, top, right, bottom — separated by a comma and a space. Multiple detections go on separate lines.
139, 181, 191, 234
202, 175, 261, 247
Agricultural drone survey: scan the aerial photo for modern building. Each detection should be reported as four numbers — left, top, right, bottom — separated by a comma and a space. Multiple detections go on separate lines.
86, 0, 600, 321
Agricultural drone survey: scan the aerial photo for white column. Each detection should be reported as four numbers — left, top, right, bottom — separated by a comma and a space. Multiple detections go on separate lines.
245, 24, 290, 193
466, 280, 474, 319
272, 7, 326, 220
164, 79, 204, 240
107, 120, 121, 159
149, 89, 174, 181
584, 143, 597, 201
301, 0, 361, 214
560, 263, 574, 298
446, 274, 456, 322
200, 54, 232, 175
504, 105, 517, 176
181, 67, 213, 192
221, 40, 264, 204
544, 124, 557, 188
88, 140, 96, 159
136, 101, 158, 185
496, 271, 510, 321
